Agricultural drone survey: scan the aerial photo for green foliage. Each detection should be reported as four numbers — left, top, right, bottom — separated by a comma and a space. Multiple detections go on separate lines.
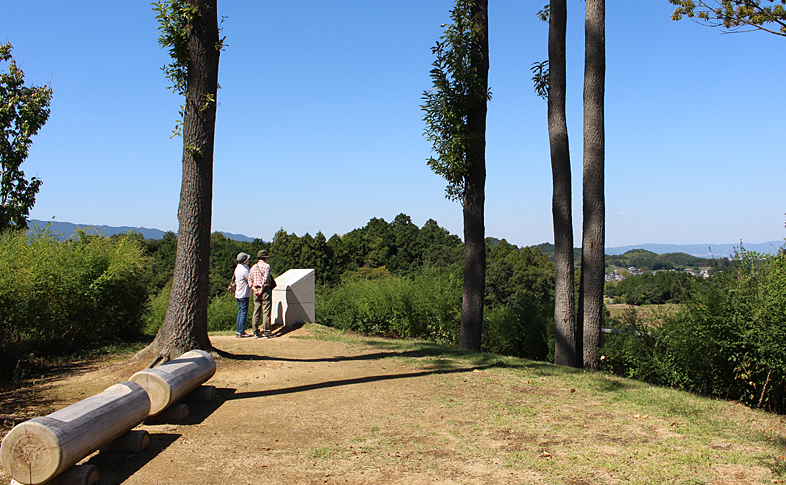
597, 308, 666, 382
152, 0, 225, 137
608, 271, 700, 305
421, 0, 492, 201
533, 242, 583, 267
0, 228, 151, 377
317, 268, 462, 344
0, 43, 53, 231
207, 291, 250, 333
483, 240, 555, 361
142, 279, 171, 335
599, 245, 786, 412
151, 0, 199, 96
143, 230, 179, 291
262, 215, 462, 288
143, 279, 251, 335
530, 60, 549, 100
670, 0, 786, 36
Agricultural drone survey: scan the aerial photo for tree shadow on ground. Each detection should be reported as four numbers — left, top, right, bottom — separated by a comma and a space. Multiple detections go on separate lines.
226, 365, 494, 402
81, 432, 180, 485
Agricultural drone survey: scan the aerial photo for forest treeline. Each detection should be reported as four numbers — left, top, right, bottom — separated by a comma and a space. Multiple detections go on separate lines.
605, 248, 730, 271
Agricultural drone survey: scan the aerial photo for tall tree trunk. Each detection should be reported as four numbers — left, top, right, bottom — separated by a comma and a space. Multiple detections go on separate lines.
580, 0, 605, 369
148, 0, 220, 364
459, 0, 489, 352
548, 0, 577, 368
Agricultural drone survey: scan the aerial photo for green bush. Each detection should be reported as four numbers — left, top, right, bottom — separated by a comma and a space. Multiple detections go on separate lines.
599, 247, 786, 412
0, 228, 151, 374
597, 308, 666, 382
143, 281, 252, 335
142, 280, 171, 335
316, 267, 461, 343
207, 291, 251, 333
482, 302, 554, 362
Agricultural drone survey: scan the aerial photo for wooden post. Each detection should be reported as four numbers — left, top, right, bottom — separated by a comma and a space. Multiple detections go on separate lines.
1, 382, 149, 485
129, 349, 216, 416
143, 403, 190, 424
186, 385, 216, 402
98, 430, 150, 453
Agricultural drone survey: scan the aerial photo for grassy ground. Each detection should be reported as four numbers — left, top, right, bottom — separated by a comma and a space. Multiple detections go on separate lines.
2, 324, 785, 484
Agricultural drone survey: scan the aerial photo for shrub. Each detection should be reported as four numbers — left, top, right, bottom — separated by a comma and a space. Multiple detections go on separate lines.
207, 292, 251, 333
599, 246, 786, 412
316, 267, 461, 343
483, 302, 554, 362
0, 228, 151, 375
142, 280, 171, 335
143, 281, 252, 335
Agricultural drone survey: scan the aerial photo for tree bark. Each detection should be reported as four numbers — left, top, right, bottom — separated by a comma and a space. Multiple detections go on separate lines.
458, 0, 489, 352
548, 0, 577, 368
580, 0, 605, 369
147, 0, 220, 363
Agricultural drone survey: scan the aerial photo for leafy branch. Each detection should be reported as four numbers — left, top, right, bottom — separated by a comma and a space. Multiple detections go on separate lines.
421, 0, 491, 202
670, 0, 786, 36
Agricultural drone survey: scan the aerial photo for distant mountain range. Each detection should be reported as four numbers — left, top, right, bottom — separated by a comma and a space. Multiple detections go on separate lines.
28, 220, 256, 243
28, 220, 782, 257
605, 242, 783, 258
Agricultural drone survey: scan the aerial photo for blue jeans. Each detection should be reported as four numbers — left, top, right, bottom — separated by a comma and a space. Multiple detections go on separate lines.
236, 297, 250, 334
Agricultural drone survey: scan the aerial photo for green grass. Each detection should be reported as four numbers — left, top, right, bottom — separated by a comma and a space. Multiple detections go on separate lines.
300, 324, 786, 484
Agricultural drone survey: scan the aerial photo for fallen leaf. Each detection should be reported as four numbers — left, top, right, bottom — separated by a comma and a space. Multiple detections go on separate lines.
538, 452, 552, 459
569, 389, 576, 393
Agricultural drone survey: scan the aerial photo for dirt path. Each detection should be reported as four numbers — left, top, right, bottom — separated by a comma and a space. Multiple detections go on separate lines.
1, 324, 782, 484
2, 326, 541, 485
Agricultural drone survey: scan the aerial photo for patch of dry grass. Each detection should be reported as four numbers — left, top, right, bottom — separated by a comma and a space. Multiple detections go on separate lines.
325, 327, 786, 484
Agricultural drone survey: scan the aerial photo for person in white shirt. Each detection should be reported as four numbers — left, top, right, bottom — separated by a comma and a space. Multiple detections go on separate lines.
234, 252, 252, 337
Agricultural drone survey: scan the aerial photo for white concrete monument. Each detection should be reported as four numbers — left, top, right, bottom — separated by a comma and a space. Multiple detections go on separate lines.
273, 269, 315, 327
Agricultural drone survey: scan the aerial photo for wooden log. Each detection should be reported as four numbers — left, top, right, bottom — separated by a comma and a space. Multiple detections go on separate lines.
11, 465, 100, 485
129, 349, 215, 416
98, 430, 150, 453
1, 382, 149, 485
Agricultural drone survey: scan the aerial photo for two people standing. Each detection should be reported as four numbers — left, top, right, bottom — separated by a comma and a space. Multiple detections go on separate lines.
234, 250, 275, 339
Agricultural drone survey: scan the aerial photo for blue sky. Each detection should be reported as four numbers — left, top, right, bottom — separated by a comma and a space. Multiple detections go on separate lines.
4, 1, 784, 248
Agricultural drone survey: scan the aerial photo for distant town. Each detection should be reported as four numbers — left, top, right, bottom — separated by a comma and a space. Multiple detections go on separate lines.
606, 266, 712, 283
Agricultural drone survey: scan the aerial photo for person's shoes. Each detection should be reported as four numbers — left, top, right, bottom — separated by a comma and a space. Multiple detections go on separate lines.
263, 332, 272, 339
253, 333, 261, 339
236, 332, 249, 338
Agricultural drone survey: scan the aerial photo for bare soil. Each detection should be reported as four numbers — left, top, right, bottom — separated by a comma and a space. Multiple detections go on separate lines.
1, 324, 783, 485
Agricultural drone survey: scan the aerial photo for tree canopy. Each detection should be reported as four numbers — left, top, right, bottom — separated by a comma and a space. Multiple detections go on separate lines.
0, 43, 52, 231
421, 0, 492, 202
